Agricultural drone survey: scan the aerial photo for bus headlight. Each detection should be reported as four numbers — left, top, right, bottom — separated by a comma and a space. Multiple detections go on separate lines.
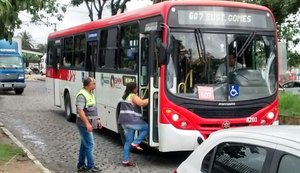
172, 114, 179, 121
163, 108, 194, 130
267, 112, 275, 120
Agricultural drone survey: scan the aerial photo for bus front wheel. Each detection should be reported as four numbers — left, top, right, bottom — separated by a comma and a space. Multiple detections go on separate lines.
64, 93, 75, 122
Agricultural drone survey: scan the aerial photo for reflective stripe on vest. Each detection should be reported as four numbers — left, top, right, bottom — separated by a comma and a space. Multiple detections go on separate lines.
76, 89, 96, 107
119, 100, 142, 117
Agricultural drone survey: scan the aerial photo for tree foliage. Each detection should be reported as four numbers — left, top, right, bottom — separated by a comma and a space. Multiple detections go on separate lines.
110, 0, 130, 15
0, 0, 66, 41
70, 0, 108, 21
22, 53, 40, 63
18, 31, 34, 49
288, 51, 300, 68
70, 0, 129, 21
36, 44, 47, 53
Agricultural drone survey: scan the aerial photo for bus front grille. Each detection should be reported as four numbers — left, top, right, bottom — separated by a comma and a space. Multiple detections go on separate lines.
187, 107, 263, 119
0, 74, 18, 81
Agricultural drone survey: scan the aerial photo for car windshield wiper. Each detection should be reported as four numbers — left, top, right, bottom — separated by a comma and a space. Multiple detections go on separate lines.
194, 28, 207, 63
237, 31, 256, 57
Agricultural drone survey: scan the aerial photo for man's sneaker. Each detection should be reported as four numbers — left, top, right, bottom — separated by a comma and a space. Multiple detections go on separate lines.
77, 165, 87, 171
87, 166, 101, 172
131, 143, 143, 151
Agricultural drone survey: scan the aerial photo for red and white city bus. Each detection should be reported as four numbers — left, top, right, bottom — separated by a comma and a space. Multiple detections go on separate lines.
46, 0, 280, 152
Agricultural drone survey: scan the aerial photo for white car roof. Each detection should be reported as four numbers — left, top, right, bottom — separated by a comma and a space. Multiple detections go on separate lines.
210, 125, 300, 144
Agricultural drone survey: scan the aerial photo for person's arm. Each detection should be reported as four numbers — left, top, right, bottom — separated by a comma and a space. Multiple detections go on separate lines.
132, 94, 149, 107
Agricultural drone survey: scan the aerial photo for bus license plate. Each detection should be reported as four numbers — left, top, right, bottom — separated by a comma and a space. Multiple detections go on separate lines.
3, 84, 12, 88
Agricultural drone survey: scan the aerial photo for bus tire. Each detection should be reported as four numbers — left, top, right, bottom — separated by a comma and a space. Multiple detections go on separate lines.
14, 89, 24, 95
64, 92, 75, 122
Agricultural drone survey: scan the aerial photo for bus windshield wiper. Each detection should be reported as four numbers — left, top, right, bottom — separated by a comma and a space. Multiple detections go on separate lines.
237, 31, 256, 57
194, 28, 206, 63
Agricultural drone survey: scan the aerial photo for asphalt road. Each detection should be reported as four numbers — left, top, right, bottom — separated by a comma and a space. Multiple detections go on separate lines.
0, 79, 190, 173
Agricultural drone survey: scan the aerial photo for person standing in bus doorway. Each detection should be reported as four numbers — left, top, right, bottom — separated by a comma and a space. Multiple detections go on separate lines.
76, 77, 102, 172
118, 82, 149, 167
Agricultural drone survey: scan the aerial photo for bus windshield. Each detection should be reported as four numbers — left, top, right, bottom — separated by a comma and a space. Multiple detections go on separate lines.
166, 31, 277, 101
0, 56, 23, 68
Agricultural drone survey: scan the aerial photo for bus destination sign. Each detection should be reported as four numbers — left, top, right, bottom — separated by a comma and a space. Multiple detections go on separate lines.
170, 6, 274, 30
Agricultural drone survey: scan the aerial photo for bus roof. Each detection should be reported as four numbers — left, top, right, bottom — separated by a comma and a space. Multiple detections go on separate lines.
48, 0, 272, 40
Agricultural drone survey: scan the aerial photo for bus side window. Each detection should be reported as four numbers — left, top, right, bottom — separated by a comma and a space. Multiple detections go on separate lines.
119, 23, 139, 71
74, 34, 86, 68
63, 37, 73, 68
99, 28, 118, 69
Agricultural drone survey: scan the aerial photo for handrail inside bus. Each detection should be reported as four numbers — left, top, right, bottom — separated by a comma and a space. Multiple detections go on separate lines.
141, 84, 149, 99
177, 69, 193, 93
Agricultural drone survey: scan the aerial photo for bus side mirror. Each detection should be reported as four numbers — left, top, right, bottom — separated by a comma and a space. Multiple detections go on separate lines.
159, 43, 168, 65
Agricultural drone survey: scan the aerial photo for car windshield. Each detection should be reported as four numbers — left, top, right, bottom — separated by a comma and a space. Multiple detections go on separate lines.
166, 31, 277, 101
0, 56, 23, 68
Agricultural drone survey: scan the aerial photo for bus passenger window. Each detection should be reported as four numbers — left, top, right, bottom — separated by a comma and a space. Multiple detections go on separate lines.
74, 35, 86, 68
119, 23, 139, 71
63, 37, 73, 67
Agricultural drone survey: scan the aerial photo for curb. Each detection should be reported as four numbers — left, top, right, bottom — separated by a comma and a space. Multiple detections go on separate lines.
0, 122, 52, 173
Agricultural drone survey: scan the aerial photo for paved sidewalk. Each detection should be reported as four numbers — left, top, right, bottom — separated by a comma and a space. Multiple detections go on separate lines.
0, 122, 51, 173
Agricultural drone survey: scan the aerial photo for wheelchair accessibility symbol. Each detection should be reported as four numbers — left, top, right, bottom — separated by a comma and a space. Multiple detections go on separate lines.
229, 85, 239, 97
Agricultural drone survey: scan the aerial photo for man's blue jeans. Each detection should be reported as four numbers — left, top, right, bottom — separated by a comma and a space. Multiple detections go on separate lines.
77, 126, 95, 169
122, 123, 148, 161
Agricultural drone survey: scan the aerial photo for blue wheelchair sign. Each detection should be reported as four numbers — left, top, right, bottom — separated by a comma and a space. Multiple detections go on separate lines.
229, 85, 239, 97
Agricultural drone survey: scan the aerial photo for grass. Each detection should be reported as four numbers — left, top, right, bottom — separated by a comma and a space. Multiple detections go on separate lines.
279, 92, 300, 117
0, 144, 25, 162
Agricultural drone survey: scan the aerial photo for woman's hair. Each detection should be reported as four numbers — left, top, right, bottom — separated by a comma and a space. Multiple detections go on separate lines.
122, 82, 137, 100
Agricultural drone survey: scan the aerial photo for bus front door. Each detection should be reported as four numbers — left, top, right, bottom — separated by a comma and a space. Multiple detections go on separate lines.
140, 33, 159, 147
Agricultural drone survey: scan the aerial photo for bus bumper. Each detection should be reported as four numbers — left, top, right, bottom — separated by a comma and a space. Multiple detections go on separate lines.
0, 82, 26, 90
158, 124, 204, 152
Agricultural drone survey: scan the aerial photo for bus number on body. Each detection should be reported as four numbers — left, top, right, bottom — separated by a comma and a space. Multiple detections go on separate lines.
246, 117, 257, 123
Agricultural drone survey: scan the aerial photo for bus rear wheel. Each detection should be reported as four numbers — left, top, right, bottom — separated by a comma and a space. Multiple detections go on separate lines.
64, 93, 75, 122
14, 89, 24, 95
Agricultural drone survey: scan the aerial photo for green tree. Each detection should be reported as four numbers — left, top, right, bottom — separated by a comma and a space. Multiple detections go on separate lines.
0, 0, 66, 41
288, 51, 300, 68
36, 43, 47, 53
110, 0, 130, 15
18, 31, 34, 49
22, 53, 40, 64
